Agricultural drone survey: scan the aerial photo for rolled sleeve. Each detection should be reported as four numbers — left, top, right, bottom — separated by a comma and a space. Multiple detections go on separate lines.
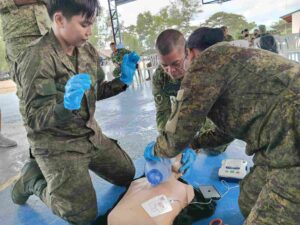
96, 77, 127, 100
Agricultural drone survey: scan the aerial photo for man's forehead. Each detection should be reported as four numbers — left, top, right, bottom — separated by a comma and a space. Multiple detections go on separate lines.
159, 47, 185, 65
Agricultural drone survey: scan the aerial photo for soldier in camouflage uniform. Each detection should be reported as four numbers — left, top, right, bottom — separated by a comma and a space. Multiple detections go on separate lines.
0, 0, 51, 67
150, 27, 300, 225
152, 29, 233, 154
11, 1, 137, 224
110, 42, 131, 78
0, 0, 51, 148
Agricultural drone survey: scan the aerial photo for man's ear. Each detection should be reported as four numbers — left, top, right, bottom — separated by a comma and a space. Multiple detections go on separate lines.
189, 48, 197, 59
53, 11, 65, 28
189, 48, 200, 60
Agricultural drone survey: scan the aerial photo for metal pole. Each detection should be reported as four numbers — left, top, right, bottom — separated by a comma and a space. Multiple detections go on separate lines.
107, 0, 122, 45
107, 0, 116, 44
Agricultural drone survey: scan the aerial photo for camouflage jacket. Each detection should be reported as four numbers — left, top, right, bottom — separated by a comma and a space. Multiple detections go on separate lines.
152, 66, 181, 132
111, 48, 131, 65
155, 42, 300, 168
152, 65, 233, 149
13, 30, 127, 155
0, 0, 51, 62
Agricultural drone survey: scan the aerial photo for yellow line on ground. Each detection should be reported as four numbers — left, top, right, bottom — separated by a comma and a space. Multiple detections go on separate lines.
0, 173, 20, 192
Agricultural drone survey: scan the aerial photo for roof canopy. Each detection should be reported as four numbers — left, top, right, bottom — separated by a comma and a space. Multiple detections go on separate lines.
115, 0, 136, 6
281, 9, 300, 23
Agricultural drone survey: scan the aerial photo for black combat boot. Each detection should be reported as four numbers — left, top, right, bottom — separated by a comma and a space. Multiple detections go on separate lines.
11, 160, 46, 205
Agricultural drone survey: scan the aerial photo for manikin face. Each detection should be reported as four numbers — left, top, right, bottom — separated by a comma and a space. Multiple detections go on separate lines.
159, 47, 186, 80
57, 12, 96, 48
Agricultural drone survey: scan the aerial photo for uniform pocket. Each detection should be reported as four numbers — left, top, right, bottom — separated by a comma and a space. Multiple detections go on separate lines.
35, 78, 57, 96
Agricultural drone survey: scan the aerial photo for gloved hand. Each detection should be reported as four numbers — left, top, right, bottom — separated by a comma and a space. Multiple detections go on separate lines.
144, 141, 161, 162
64, 73, 91, 110
120, 51, 140, 85
179, 148, 197, 173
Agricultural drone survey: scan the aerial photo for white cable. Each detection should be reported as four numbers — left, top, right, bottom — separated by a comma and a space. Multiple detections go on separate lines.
220, 180, 239, 199
168, 180, 239, 206
189, 198, 213, 205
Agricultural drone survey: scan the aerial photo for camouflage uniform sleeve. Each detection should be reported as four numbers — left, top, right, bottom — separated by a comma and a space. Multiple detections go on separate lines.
111, 54, 118, 64
154, 48, 228, 158
96, 63, 127, 100
16, 48, 73, 131
112, 48, 131, 65
191, 119, 234, 149
0, 0, 17, 13
152, 68, 172, 132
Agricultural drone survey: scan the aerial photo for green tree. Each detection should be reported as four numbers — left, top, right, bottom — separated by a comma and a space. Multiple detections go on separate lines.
122, 0, 201, 52
90, 9, 113, 50
200, 12, 256, 39
135, 11, 157, 50
167, 0, 201, 34
122, 25, 143, 54
270, 19, 292, 35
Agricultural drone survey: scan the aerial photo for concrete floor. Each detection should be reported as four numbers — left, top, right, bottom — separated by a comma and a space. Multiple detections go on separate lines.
0, 81, 157, 188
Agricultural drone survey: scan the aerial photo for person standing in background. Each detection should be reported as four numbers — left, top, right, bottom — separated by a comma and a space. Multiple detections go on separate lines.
0, 0, 51, 148
110, 42, 131, 78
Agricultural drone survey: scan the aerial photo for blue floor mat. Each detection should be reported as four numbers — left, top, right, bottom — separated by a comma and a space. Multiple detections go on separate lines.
0, 140, 252, 225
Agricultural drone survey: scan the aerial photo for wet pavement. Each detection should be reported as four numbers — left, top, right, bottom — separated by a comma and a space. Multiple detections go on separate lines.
0, 81, 158, 187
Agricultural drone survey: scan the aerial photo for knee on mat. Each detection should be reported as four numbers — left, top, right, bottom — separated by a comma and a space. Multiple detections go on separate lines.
63, 206, 97, 225
51, 196, 97, 225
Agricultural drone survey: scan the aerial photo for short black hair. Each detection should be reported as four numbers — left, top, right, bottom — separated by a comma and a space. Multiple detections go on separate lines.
47, 0, 100, 21
155, 29, 185, 56
186, 27, 224, 51
110, 42, 115, 46
241, 28, 249, 34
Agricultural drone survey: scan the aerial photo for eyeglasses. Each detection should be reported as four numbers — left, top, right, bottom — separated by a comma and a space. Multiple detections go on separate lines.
160, 55, 186, 72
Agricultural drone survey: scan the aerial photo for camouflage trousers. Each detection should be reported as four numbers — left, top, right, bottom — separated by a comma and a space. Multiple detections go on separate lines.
239, 165, 300, 225
34, 135, 135, 225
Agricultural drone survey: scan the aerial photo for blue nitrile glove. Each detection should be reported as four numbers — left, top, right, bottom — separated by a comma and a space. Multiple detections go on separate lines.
120, 51, 140, 85
179, 148, 197, 173
144, 141, 161, 162
64, 74, 92, 110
